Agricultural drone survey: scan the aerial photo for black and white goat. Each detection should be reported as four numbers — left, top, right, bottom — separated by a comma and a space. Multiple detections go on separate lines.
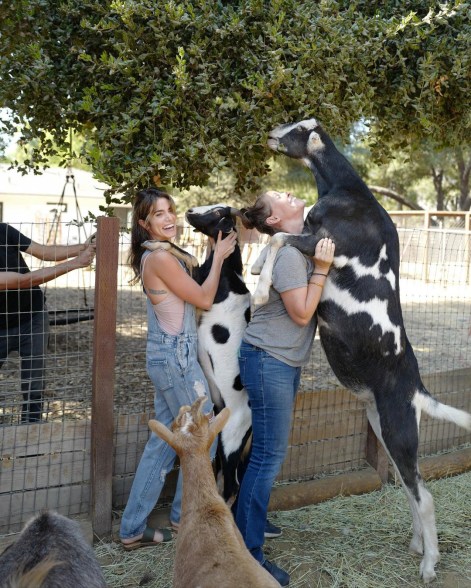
145, 205, 252, 502
185, 205, 252, 502
0, 510, 107, 588
252, 118, 471, 583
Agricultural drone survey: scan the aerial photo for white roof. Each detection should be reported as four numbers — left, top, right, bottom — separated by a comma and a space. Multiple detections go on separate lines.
0, 163, 110, 200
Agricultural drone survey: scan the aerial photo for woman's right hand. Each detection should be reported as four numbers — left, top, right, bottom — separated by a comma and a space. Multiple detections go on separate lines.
75, 244, 96, 268
214, 230, 237, 262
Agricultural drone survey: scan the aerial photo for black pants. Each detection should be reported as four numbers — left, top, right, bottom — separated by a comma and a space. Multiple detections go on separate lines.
0, 310, 50, 422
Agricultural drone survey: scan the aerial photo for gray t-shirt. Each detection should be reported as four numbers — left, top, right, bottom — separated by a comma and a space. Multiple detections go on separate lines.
244, 245, 315, 367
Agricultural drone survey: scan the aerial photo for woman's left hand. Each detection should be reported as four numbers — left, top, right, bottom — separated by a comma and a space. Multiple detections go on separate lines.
313, 238, 335, 272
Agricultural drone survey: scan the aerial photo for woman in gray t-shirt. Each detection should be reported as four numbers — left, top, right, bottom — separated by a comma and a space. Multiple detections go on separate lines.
234, 190, 335, 586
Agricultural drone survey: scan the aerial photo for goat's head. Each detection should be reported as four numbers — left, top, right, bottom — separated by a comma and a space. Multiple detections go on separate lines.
186, 204, 242, 240
267, 118, 326, 160
149, 396, 230, 456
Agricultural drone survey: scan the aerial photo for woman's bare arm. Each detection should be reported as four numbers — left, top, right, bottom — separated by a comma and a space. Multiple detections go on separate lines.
0, 245, 96, 290
281, 238, 335, 326
26, 233, 96, 262
142, 231, 237, 310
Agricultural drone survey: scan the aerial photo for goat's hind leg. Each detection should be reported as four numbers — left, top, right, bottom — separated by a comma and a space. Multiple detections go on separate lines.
404, 479, 440, 583
367, 404, 439, 583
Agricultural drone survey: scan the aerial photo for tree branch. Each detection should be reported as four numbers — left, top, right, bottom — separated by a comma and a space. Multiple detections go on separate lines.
368, 186, 424, 211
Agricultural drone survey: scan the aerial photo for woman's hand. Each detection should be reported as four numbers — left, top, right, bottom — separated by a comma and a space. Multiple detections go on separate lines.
213, 231, 237, 263
313, 238, 335, 273
75, 243, 96, 268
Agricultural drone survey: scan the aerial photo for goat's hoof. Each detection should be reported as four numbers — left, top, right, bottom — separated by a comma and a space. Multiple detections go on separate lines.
420, 558, 438, 584
252, 293, 269, 306
421, 569, 437, 584
143, 240, 168, 251
251, 267, 261, 275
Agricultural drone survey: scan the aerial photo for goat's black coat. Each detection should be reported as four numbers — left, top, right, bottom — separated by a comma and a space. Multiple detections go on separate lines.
265, 123, 414, 402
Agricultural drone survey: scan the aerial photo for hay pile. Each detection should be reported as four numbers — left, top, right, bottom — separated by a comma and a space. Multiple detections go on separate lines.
96, 471, 471, 588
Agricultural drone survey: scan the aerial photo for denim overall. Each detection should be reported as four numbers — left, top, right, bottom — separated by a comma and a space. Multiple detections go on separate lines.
120, 254, 215, 539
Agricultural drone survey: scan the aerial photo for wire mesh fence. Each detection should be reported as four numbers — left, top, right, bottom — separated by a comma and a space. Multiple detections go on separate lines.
0, 217, 470, 535
0, 221, 96, 532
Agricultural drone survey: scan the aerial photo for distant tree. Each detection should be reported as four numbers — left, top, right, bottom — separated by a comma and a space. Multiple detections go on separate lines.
352, 140, 471, 211
454, 147, 471, 211
0, 137, 7, 162
1, 1, 470, 209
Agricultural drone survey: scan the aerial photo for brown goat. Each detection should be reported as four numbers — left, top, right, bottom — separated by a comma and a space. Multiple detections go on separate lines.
149, 397, 280, 588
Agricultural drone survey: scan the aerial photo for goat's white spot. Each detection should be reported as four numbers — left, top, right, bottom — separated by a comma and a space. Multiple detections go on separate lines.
323, 281, 402, 354
355, 386, 375, 403
307, 131, 322, 154
193, 380, 207, 398
334, 245, 396, 290
180, 413, 194, 436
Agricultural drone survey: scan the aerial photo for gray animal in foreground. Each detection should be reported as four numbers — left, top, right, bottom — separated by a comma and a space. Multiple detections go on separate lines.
0, 510, 107, 588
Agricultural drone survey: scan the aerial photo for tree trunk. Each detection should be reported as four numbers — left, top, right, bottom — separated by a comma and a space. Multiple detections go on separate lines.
455, 148, 471, 211
431, 165, 446, 210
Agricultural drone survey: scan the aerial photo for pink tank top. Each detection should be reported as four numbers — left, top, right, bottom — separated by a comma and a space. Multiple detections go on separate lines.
141, 252, 184, 335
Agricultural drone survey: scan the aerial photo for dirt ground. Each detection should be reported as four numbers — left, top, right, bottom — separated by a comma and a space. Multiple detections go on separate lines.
95, 470, 471, 588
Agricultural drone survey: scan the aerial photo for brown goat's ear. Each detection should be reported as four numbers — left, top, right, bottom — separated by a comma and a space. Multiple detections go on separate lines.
209, 407, 230, 443
149, 419, 177, 451
192, 395, 208, 417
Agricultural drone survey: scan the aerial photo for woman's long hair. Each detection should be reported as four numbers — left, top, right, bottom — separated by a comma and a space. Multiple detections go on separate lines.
128, 188, 177, 285
239, 193, 276, 236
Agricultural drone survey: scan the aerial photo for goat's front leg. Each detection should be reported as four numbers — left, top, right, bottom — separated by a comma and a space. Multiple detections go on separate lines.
251, 232, 321, 306
251, 234, 287, 305
250, 244, 270, 276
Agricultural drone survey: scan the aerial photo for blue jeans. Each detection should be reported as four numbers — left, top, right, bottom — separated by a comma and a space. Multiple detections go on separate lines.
120, 329, 216, 539
0, 310, 50, 422
235, 341, 301, 563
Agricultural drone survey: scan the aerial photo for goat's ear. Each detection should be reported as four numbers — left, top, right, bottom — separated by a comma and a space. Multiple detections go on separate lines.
307, 130, 323, 153
209, 407, 231, 442
149, 419, 177, 451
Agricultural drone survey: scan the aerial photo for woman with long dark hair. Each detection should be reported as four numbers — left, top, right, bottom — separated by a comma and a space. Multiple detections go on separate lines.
120, 188, 236, 549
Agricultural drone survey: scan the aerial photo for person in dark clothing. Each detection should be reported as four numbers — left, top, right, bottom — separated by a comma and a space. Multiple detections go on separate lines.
0, 222, 95, 422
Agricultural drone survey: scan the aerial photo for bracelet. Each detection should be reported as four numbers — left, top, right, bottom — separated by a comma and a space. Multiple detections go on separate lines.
309, 281, 324, 288
312, 272, 327, 277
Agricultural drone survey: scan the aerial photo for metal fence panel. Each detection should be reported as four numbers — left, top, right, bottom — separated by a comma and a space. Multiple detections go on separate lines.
1, 218, 470, 535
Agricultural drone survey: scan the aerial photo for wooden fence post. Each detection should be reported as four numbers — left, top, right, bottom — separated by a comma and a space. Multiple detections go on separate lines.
366, 423, 389, 484
422, 211, 430, 283
91, 216, 120, 537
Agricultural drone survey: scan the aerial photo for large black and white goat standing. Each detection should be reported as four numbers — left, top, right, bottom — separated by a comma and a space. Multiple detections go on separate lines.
145, 205, 252, 502
252, 118, 471, 583
0, 510, 107, 588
